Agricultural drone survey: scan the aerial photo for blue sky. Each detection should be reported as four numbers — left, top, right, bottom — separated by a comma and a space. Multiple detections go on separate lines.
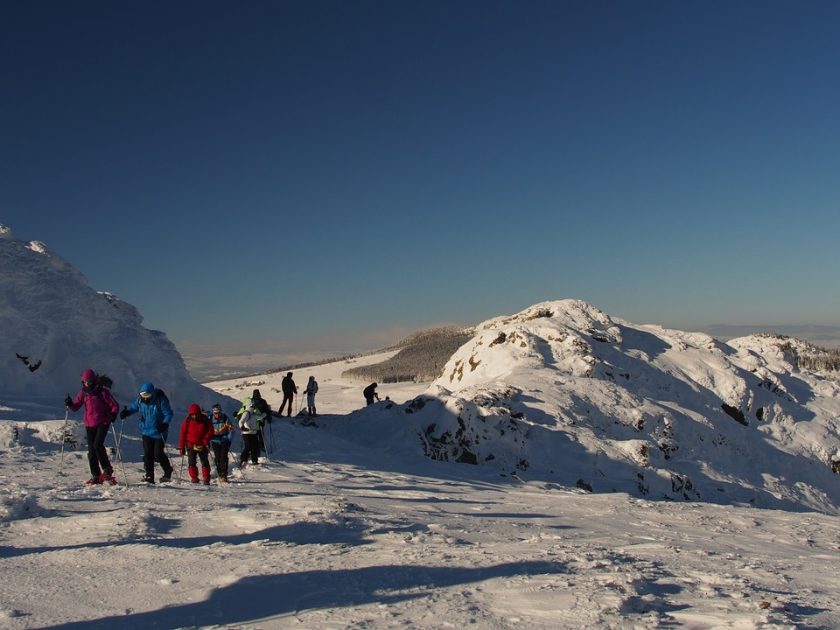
3, 0, 839, 355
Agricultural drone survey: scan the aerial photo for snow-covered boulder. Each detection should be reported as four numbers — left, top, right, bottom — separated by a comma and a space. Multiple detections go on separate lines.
368, 299, 840, 513
0, 226, 235, 416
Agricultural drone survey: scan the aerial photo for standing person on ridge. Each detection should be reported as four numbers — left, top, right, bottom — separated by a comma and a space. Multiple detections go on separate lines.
178, 404, 214, 484
120, 382, 174, 483
237, 396, 264, 469
363, 382, 380, 406
209, 403, 234, 483
278, 372, 297, 417
304, 375, 319, 417
64, 369, 120, 485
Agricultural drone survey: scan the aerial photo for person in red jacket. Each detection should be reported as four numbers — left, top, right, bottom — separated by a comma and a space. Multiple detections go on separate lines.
64, 369, 120, 485
178, 404, 214, 484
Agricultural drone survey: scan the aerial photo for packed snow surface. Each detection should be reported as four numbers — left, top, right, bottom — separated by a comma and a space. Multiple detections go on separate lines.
2, 411, 840, 628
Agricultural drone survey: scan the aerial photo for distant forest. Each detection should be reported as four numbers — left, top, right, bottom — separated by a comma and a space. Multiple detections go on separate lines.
777, 338, 840, 372
342, 326, 474, 383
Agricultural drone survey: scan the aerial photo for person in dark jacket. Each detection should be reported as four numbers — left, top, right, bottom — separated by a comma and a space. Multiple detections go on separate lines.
65, 369, 120, 485
209, 403, 234, 483
178, 404, 214, 484
363, 382, 380, 406
251, 389, 271, 453
120, 381, 174, 483
278, 372, 297, 417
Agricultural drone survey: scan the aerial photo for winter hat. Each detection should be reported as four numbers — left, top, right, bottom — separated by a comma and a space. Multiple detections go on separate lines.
81, 369, 96, 383
253, 389, 261, 398
211, 404, 222, 412
139, 382, 155, 395
188, 403, 201, 416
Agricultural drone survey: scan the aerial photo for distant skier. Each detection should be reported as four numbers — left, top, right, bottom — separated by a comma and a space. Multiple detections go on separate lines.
278, 372, 298, 417
64, 369, 119, 485
238, 396, 265, 469
120, 382, 174, 483
363, 382, 380, 406
209, 403, 234, 483
178, 404, 214, 484
305, 376, 319, 417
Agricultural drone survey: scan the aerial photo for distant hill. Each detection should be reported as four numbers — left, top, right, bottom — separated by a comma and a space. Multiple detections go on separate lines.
341, 326, 474, 383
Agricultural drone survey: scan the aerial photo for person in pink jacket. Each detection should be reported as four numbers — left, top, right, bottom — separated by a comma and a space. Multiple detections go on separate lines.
65, 369, 120, 485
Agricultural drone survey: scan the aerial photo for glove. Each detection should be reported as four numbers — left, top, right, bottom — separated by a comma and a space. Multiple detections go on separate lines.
156, 422, 167, 433
179, 448, 185, 456
64, 395, 73, 407
119, 407, 129, 420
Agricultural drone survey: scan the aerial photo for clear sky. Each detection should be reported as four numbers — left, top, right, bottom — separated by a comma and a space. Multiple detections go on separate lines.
3, 0, 839, 356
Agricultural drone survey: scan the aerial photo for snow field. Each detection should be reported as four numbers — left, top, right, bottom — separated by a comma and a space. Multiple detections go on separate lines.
1, 418, 839, 628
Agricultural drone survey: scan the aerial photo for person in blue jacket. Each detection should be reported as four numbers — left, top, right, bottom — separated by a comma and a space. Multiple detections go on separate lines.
209, 403, 234, 483
120, 381, 174, 483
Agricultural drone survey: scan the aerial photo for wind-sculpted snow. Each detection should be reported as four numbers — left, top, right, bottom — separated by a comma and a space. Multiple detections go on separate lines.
309, 300, 840, 514
0, 226, 234, 415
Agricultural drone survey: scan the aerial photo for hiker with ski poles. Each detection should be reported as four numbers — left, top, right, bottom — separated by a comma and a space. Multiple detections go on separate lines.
178, 404, 214, 484
209, 403, 234, 483
250, 389, 272, 455
120, 382, 174, 484
237, 396, 264, 469
64, 369, 120, 485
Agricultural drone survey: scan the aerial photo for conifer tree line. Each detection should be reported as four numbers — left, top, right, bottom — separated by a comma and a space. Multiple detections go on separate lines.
342, 326, 474, 383
777, 339, 840, 372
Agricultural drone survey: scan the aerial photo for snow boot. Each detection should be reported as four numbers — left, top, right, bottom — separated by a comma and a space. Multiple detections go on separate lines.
159, 473, 172, 483
188, 465, 199, 483
85, 476, 102, 486
142, 475, 155, 484
99, 471, 117, 485
202, 466, 211, 485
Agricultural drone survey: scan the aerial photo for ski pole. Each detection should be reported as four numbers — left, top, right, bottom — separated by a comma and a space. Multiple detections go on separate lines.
110, 422, 129, 488
58, 407, 69, 476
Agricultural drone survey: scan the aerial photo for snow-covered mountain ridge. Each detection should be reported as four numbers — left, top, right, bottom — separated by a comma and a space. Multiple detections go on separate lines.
311, 300, 840, 514
0, 224, 231, 415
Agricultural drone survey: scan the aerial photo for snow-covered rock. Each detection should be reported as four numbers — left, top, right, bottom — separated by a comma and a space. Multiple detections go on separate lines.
334, 300, 840, 514
0, 227, 234, 416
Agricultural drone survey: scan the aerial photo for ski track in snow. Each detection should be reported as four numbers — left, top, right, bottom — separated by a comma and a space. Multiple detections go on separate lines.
2, 419, 839, 629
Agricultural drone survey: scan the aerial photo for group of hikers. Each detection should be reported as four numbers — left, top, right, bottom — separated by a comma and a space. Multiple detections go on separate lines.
64, 368, 381, 486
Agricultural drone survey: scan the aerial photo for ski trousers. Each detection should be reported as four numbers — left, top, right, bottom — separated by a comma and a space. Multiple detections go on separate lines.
278, 393, 294, 416
240, 433, 260, 466
142, 435, 172, 479
211, 441, 231, 479
187, 447, 210, 470
86, 424, 112, 477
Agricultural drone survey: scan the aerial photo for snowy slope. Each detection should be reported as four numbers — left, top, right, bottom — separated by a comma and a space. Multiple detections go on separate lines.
2, 402, 840, 628
298, 300, 840, 515
0, 224, 233, 416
